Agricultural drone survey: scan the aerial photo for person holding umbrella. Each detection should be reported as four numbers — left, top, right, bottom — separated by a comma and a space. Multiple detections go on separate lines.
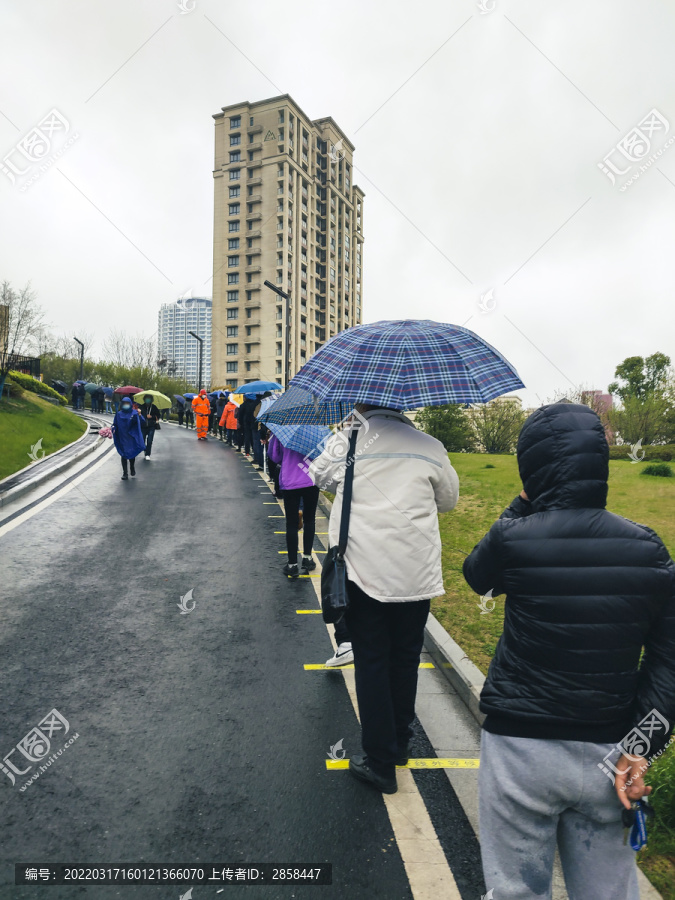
219, 395, 238, 445
138, 394, 160, 460
301, 320, 524, 795
215, 391, 229, 441
192, 389, 211, 441
174, 395, 185, 427
268, 426, 326, 577
112, 396, 145, 480
183, 394, 195, 429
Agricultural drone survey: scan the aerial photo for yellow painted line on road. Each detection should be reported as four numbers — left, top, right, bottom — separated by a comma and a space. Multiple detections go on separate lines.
275, 531, 328, 534
305, 663, 435, 671
279, 550, 326, 554
268, 515, 285, 518
326, 758, 480, 770
263, 502, 279, 505
296, 609, 322, 614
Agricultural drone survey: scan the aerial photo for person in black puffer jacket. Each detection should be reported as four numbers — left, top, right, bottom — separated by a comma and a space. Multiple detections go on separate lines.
463, 402, 675, 900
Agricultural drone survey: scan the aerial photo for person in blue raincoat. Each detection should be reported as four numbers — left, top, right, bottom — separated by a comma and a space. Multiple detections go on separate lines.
112, 396, 145, 480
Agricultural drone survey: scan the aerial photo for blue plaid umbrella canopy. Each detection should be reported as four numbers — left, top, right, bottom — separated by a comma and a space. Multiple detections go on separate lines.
262, 320, 524, 424
258, 386, 354, 426
266, 422, 333, 460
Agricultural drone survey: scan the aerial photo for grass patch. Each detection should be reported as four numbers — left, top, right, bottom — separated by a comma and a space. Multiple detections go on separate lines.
0, 389, 87, 480
435, 452, 675, 895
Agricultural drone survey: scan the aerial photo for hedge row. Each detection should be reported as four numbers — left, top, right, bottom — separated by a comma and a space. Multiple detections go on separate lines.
608, 444, 675, 462
7, 371, 68, 405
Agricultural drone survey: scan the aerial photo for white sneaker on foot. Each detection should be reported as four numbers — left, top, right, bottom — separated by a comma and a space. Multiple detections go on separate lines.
325, 643, 354, 667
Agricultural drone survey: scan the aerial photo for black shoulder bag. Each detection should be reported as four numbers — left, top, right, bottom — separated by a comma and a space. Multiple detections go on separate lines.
321, 427, 358, 623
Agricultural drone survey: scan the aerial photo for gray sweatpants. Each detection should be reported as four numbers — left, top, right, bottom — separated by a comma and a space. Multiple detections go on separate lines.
479, 731, 640, 900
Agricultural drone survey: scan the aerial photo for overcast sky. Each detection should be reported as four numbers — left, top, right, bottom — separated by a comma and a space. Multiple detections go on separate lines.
2, 0, 674, 407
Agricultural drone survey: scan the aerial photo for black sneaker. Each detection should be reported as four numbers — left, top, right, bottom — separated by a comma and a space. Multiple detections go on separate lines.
121, 473, 128, 480
349, 755, 397, 794
396, 747, 410, 767
301, 556, 316, 573
283, 563, 299, 578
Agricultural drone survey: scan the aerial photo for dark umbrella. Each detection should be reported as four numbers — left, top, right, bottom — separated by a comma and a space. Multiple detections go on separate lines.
102, 387, 114, 397
173, 394, 186, 406
113, 385, 144, 396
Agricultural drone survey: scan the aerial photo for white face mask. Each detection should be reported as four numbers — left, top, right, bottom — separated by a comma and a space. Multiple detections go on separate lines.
122, 404, 131, 411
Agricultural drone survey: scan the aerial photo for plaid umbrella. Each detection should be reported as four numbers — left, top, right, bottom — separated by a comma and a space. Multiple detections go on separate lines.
266, 422, 333, 461
258, 386, 354, 426
290, 319, 524, 412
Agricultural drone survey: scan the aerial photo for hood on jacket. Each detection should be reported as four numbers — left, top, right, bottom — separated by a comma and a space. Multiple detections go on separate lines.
516, 402, 609, 512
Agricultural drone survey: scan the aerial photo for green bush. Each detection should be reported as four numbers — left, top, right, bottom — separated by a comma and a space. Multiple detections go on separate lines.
484, 463, 496, 469
640, 463, 673, 478
608, 444, 675, 462
8, 371, 67, 405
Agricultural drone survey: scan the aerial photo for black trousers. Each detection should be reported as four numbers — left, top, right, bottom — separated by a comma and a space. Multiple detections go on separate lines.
121, 456, 137, 475
282, 485, 319, 563
142, 427, 155, 456
344, 580, 430, 779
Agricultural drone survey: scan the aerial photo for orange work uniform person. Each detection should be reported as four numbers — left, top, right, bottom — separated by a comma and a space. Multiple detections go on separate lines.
192, 389, 211, 441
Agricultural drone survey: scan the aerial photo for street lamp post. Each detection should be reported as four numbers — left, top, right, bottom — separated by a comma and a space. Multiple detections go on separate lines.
264, 280, 290, 389
188, 331, 203, 391
73, 337, 84, 381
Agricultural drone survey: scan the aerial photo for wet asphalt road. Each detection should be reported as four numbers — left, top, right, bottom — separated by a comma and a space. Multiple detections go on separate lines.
0, 424, 414, 900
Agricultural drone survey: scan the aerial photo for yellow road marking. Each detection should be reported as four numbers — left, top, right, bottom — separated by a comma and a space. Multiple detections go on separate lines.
296, 609, 322, 614
305, 663, 435, 670
268, 515, 285, 518
326, 758, 480, 770
279, 550, 326, 554
275, 531, 328, 534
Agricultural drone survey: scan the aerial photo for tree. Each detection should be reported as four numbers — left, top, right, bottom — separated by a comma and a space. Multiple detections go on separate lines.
608, 353, 670, 402
0, 281, 44, 399
607, 353, 675, 444
468, 398, 527, 454
548, 383, 613, 443
416, 404, 476, 452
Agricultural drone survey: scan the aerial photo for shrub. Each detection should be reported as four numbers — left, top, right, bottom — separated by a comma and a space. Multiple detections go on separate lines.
7, 371, 67, 405
640, 463, 673, 478
608, 444, 675, 462
484, 463, 496, 469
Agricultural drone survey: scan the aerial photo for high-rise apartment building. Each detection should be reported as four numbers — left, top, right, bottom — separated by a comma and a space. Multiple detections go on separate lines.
211, 94, 364, 389
157, 297, 212, 388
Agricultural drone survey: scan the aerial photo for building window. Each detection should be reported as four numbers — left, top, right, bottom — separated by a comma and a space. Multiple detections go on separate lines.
229, 151, 241, 163
246, 307, 253, 318
246, 291, 254, 301
229, 186, 240, 198
227, 290, 239, 302
227, 326, 238, 337
228, 255, 239, 267
227, 308, 238, 319
226, 361, 238, 373
229, 203, 240, 215
227, 343, 238, 355
249, 116, 254, 126
278, 109, 284, 123
229, 221, 239, 232
230, 134, 241, 146
227, 273, 239, 284
230, 116, 241, 128
228, 238, 239, 250
229, 169, 240, 181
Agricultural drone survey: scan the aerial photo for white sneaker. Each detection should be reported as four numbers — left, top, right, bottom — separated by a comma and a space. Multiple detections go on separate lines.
324, 643, 354, 667
145, 455, 151, 461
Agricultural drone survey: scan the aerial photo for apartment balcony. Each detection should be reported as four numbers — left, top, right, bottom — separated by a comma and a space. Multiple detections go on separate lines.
247, 245, 262, 256
246, 283, 261, 293
245, 335, 261, 344
247, 194, 262, 203
248, 175, 262, 186
248, 125, 263, 135
247, 229, 261, 239
246, 211, 262, 222
245, 299, 262, 310
248, 141, 262, 152
245, 264, 262, 274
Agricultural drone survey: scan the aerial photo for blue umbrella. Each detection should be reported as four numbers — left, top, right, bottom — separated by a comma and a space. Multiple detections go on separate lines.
266, 422, 333, 461
209, 389, 229, 399
183, 393, 196, 400
285, 319, 525, 421
232, 380, 283, 394
258, 386, 354, 427
174, 394, 186, 406
102, 387, 114, 397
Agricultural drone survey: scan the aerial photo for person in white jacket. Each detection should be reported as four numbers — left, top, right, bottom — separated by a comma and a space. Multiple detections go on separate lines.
309, 405, 459, 794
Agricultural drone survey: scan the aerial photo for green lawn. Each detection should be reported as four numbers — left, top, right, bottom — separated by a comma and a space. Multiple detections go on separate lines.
436, 452, 675, 895
0, 389, 87, 480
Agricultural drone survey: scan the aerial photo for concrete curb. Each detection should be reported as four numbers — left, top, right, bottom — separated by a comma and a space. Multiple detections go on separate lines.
0, 427, 108, 509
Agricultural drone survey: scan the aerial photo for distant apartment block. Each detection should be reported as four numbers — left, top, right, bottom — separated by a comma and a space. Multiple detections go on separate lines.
211, 94, 364, 388
158, 297, 212, 387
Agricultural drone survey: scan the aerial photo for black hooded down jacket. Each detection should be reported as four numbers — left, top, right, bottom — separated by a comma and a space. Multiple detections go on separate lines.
463, 403, 675, 753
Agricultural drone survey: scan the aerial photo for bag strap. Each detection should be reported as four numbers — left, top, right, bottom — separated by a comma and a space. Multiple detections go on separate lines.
337, 426, 359, 557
